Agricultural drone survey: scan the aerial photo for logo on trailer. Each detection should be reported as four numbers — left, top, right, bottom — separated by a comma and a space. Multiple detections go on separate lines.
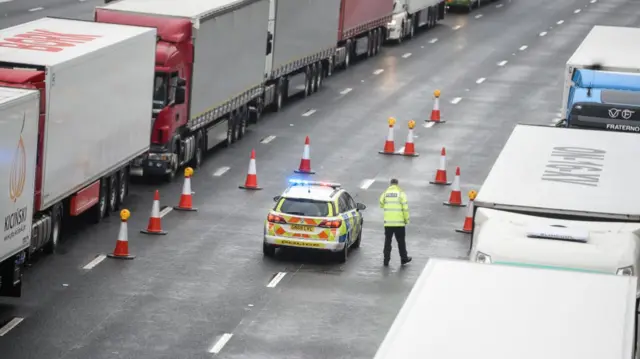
622, 109, 635, 120
0, 29, 102, 53
9, 113, 27, 202
608, 108, 621, 118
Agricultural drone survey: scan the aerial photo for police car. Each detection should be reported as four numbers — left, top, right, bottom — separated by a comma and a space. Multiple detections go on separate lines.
263, 179, 366, 263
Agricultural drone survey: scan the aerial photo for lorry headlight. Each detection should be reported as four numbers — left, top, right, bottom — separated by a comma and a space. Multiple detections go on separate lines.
388, 20, 397, 27
617, 266, 634, 276
475, 251, 492, 264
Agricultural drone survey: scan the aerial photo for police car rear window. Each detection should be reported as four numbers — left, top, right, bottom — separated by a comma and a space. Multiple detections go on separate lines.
280, 198, 329, 217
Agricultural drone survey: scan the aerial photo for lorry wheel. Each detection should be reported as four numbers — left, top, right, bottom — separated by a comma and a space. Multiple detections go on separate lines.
108, 174, 118, 214
237, 108, 247, 140
275, 80, 285, 112
409, 20, 415, 38
117, 169, 127, 208
366, 32, 373, 57
327, 57, 334, 77
189, 132, 203, 168
344, 43, 351, 69
303, 67, 311, 98
372, 30, 378, 55
89, 179, 108, 223
43, 205, 62, 254
377, 30, 383, 53
226, 114, 237, 145
315, 62, 323, 90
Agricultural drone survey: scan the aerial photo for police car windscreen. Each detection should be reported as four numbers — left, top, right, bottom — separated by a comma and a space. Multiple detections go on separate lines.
280, 198, 329, 217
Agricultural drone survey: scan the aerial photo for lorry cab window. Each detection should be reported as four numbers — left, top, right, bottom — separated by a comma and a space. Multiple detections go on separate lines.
168, 72, 179, 103
153, 73, 168, 108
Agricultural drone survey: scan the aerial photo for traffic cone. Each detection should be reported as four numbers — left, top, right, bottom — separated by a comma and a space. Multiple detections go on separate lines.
428, 89, 445, 123
174, 167, 198, 211
379, 117, 397, 155
443, 167, 466, 207
429, 147, 451, 185
108, 209, 136, 260
455, 190, 477, 234
239, 149, 263, 190
402, 120, 419, 157
294, 136, 315, 174
141, 190, 167, 235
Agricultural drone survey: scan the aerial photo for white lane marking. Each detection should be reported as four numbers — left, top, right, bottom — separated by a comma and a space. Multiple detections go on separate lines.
0, 318, 24, 336
590, 0, 596, 3
339, 88, 352, 95
497, 60, 508, 66
209, 333, 233, 354
360, 179, 375, 190
557, 20, 564, 25
452, 25, 462, 30
519, 45, 528, 51
451, 97, 462, 104
373, 69, 384, 75
476, 77, 486, 84
421, 45, 424, 48
213, 166, 230, 177
496, 3, 503, 8
424, 121, 436, 128
159, 207, 173, 218
28, 6, 43, 11
474, 14, 483, 19
260, 135, 276, 144
402, 53, 412, 58
574, 8, 581, 13
267, 272, 287, 288
428, 38, 438, 44
0, 0, 13, 3
539, 31, 547, 37
82, 255, 107, 270
302, 109, 316, 117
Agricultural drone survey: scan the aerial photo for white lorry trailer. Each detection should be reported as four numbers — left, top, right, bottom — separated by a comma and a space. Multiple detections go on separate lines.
0, 18, 156, 294
95, 0, 270, 180
0, 87, 39, 298
373, 258, 638, 359
386, 0, 446, 43
264, 0, 341, 111
561, 25, 640, 131
469, 124, 640, 295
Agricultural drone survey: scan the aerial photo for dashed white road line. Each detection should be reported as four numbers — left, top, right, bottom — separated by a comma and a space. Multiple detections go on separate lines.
519, 45, 528, 51
573, 8, 581, 13
267, 272, 287, 288
428, 38, 438, 44
474, 14, 483, 19
260, 135, 276, 144
82, 254, 107, 270
373, 69, 384, 75
497, 60, 508, 66
451, 97, 462, 104
213, 166, 230, 177
28, 6, 43, 11
496, 3, 503, 8
557, 20, 564, 25
360, 179, 375, 190
0, 0, 14, 3
302, 109, 316, 117
402, 52, 412, 58
209, 333, 233, 354
539, 31, 547, 37
0, 318, 24, 337
339, 88, 352, 95
424, 121, 436, 128
452, 25, 462, 30
590, 0, 596, 3
159, 207, 173, 218
476, 77, 486, 84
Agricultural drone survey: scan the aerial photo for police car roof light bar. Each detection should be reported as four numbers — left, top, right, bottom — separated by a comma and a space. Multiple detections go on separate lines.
288, 179, 341, 189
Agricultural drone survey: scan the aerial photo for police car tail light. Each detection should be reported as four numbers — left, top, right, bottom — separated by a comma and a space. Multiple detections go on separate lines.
267, 213, 287, 224
318, 219, 342, 228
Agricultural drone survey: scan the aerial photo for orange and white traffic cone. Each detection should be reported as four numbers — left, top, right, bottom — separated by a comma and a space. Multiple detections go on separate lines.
428, 89, 445, 123
141, 190, 167, 235
174, 167, 198, 211
402, 120, 419, 157
294, 136, 315, 174
379, 117, 397, 155
443, 167, 466, 207
456, 190, 477, 234
108, 209, 136, 260
429, 147, 451, 185
239, 149, 263, 190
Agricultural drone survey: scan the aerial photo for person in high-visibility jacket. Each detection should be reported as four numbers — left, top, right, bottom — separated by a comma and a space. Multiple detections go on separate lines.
379, 178, 412, 267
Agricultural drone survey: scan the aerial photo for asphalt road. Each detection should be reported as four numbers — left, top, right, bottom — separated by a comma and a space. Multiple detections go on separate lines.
1, 0, 639, 358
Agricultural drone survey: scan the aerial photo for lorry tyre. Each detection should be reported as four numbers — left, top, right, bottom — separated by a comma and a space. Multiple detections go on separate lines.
275, 79, 285, 112
367, 32, 373, 57
372, 29, 379, 55
303, 66, 311, 98
327, 57, 334, 77
377, 30, 383, 53
164, 148, 178, 182
107, 173, 118, 214
89, 179, 108, 223
344, 42, 351, 69
117, 169, 127, 208
409, 18, 415, 39
226, 113, 237, 145
311, 63, 318, 93
249, 99, 263, 124
237, 107, 247, 140
190, 131, 203, 168
43, 204, 62, 254
315, 62, 323, 90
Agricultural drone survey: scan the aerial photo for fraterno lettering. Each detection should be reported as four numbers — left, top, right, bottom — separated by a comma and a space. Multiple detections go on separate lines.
541, 146, 605, 187
0, 29, 102, 53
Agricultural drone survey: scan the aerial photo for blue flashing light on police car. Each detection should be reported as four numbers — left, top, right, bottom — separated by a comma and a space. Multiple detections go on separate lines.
287, 179, 341, 188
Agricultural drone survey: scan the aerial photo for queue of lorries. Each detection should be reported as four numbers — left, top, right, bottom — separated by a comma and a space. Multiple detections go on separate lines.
374, 25, 640, 358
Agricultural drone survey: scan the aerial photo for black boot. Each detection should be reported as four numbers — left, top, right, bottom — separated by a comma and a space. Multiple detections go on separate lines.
401, 257, 412, 265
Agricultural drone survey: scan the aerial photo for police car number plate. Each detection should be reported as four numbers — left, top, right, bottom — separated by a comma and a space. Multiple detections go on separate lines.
291, 224, 314, 232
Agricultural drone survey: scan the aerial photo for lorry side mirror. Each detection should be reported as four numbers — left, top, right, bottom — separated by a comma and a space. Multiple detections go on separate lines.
177, 78, 186, 87
174, 87, 185, 105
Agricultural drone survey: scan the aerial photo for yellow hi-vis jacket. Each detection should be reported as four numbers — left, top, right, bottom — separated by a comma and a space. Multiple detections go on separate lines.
379, 185, 409, 227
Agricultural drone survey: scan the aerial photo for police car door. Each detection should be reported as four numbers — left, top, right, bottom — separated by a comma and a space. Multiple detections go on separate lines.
339, 193, 357, 243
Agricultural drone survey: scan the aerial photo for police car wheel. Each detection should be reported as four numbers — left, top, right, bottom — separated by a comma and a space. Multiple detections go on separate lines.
337, 243, 348, 263
263, 242, 276, 257
352, 230, 362, 248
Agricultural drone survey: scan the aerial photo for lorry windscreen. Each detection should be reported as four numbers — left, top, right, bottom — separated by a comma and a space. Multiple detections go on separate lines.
569, 102, 640, 133
153, 72, 169, 110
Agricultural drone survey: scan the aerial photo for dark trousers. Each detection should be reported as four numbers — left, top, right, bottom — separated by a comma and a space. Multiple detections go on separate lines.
384, 226, 408, 261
